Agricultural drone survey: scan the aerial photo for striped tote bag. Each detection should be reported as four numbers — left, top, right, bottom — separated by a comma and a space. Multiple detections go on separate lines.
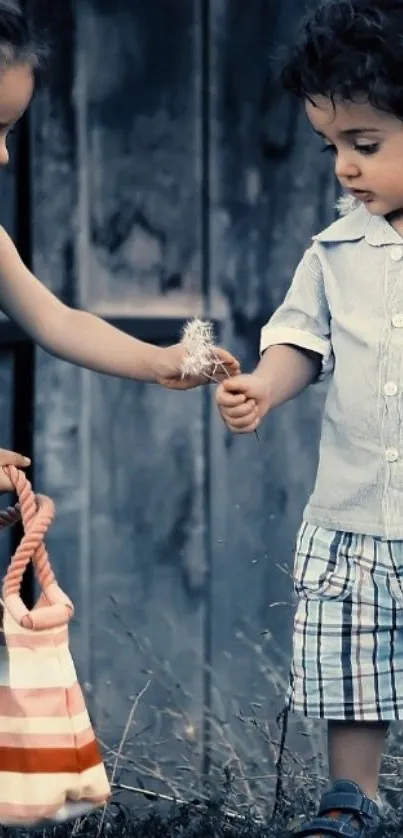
0, 465, 110, 826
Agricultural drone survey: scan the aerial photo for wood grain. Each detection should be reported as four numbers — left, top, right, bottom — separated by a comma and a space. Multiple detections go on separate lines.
208, 0, 337, 794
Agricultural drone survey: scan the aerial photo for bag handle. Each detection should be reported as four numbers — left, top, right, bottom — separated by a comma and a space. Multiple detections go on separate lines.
1, 465, 74, 631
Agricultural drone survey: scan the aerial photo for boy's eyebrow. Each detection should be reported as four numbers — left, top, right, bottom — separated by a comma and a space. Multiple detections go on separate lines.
314, 127, 382, 138
343, 128, 382, 135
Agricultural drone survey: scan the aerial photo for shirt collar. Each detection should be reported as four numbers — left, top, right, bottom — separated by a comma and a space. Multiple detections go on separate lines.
313, 204, 403, 247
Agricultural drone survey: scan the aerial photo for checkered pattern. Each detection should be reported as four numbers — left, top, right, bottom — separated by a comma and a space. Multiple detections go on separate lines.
286, 522, 403, 720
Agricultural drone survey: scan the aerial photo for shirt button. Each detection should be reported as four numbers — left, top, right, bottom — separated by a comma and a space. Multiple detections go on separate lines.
384, 381, 399, 396
392, 314, 403, 328
386, 448, 399, 463
390, 246, 403, 261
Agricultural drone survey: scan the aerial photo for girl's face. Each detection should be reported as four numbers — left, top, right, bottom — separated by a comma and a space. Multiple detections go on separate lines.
0, 62, 34, 165
306, 96, 403, 228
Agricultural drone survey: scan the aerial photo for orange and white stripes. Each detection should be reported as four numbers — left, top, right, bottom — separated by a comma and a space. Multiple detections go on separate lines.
0, 466, 110, 826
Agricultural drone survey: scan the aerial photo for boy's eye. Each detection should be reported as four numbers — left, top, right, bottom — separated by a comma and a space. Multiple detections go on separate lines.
321, 142, 380, 156
354, 143, 379, 155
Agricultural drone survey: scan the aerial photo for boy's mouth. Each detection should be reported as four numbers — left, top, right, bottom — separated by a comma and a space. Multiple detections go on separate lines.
350, 188, 374, 202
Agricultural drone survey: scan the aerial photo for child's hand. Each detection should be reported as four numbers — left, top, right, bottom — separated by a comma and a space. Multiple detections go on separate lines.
156, 344, 240, 390
216, 373, 270, 433
0, 449, 30, 493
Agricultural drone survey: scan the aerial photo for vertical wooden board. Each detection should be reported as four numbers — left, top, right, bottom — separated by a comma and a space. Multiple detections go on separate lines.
0, 128, 21, 568
78, 0, 203, 315
28, 3, 209, 787
0, 353, 15, 572
27, 0, 77, 302
88, 377, 206, 796
27, 1, 91, 675
74, 0, 207, 788
208, 0, 337, 804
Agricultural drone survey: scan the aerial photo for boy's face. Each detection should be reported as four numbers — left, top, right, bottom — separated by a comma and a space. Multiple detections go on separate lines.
0, 63, 34, 166
306, 96, 403, 224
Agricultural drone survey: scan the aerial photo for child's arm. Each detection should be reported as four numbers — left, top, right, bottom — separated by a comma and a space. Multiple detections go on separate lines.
216, 344, 321, 433
0, 227, 239, 387
217, 245, 331, 433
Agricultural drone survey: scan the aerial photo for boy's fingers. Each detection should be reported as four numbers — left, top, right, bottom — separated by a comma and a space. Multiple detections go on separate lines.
222, 375, 252, 394
216, 390, 246, 408
229, 413, 260, 432
221, 400, 257, 419
227, 410, 259, 428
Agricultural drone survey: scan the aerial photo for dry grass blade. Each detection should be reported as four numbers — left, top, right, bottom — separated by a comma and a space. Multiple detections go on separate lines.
110, 781, 248, 822
95, 680, 151, 837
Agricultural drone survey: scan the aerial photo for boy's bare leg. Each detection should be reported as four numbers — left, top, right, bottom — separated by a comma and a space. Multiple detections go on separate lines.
328, 720, 389, 799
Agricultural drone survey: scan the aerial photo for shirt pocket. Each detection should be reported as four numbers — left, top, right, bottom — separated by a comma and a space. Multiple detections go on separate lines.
293, 524, 356, 601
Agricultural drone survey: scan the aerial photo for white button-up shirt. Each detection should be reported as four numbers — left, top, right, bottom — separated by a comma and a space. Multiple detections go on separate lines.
260, 204, 403, 538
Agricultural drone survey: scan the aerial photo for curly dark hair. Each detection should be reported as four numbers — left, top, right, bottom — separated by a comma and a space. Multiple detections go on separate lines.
280, 0, 403, 119
0, 0, 47, 70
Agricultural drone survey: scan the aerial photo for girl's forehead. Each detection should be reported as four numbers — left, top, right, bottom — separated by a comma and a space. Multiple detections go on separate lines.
305, 96, 401, 133
0, 62, 34, 126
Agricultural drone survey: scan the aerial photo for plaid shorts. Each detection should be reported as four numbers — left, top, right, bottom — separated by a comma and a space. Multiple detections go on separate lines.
286, 522, 403, 720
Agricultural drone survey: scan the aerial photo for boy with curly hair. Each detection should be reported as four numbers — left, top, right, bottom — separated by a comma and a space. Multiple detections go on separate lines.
217, 1, 403, 834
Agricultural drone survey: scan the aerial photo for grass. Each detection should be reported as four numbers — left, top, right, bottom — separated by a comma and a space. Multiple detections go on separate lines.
0, 774, 401, 838
0, 720, 402, 837
2, 606, 403, 836
0, 713, 401, 837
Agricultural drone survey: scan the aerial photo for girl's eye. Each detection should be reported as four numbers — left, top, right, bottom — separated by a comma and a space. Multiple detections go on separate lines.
321, 145, 336, 154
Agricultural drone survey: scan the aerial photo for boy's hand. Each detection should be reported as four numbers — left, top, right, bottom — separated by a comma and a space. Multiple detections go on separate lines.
216, 373, 271, 433
0, 449, 30, 493
156, 344, 240, 390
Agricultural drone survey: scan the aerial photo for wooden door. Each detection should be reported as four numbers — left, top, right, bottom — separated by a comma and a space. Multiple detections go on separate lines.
4, 0, 338, 802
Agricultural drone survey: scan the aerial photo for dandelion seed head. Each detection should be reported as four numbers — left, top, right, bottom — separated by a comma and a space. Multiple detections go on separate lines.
181, 351, 210, 377
181, 317, 214, 352
180, 317, 217, 377
335, 194, 361, 217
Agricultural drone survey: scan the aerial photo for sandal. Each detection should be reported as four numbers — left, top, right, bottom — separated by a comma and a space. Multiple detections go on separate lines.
293, 780, 380, 837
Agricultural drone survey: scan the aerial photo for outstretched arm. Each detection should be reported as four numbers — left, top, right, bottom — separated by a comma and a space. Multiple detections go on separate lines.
0, 227, 239, 387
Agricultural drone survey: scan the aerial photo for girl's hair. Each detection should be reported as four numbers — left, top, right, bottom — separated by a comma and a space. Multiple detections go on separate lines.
0, 0, 47, 71
280, 0, 403, 119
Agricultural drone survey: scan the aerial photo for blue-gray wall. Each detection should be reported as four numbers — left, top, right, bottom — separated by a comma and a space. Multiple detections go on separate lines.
0, 0, 337, 808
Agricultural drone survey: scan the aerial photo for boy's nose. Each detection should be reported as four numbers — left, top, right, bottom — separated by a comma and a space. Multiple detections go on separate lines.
335, 154, 360, 181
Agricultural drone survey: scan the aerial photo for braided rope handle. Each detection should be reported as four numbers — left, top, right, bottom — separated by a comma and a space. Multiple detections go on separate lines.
1, 466, 74, 631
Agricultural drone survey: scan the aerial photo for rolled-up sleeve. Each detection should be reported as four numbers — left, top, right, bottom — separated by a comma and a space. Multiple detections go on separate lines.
260, 246, 333, 380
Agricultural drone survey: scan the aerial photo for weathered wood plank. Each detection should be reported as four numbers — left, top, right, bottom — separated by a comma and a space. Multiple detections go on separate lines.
29, 0, 208, 792
26, 0, 335, 801
208, 0, 337, 801
78, 0, 204, 314
88, 377, 206, 793
26, 0, 88, 669
76, 0, 207, 790
0, 118, 26, 579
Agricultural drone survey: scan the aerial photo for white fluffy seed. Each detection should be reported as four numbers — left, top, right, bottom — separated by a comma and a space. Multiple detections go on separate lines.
335, 193, 361, 217
180, 317, 217, 377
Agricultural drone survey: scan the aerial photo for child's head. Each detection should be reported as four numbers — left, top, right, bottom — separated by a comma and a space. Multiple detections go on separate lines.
280, 0, 403, 222
0, 0, 45, 165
